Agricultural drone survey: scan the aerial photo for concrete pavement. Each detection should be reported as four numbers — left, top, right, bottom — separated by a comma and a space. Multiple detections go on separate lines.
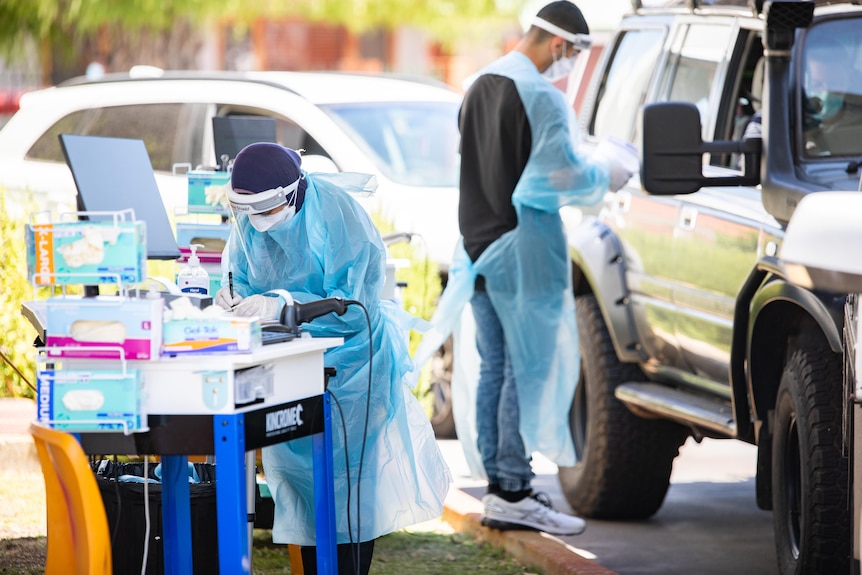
438, 437, 618, 575
0, 397, 616, 574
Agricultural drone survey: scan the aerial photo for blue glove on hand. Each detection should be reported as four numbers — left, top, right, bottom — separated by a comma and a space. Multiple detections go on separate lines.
232, 294, 283, 321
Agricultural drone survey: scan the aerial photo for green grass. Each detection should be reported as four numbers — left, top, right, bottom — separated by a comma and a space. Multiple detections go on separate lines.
0, 524, 538, 575
250, 525, 539, 575
0, 527, 538, 575
369, 529, 538, 575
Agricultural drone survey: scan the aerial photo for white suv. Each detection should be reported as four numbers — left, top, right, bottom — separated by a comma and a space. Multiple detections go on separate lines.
0, 70, 462, 270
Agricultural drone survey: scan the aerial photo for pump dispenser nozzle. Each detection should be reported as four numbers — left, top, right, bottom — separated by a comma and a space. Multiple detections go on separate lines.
188, 243, 204, 266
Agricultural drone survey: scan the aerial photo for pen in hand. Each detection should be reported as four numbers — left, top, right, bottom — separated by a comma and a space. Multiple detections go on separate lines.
228, 272, 238, 311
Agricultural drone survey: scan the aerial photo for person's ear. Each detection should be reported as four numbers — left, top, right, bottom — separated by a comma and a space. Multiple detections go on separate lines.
549, 36, 565, 55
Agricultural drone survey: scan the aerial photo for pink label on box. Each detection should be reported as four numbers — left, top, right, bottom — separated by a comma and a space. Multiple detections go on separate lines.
45, 336, 155, 360
178, 248, 222, 264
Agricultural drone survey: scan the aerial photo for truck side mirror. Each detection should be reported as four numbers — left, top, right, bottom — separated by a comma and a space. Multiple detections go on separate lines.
641, 102, 762, 196
641, 102, 705, 195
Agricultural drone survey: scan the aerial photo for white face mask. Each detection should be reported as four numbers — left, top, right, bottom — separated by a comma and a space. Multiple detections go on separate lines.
543, 42, 577, 83
249, 205, 295, 232
248, 190, 298, 232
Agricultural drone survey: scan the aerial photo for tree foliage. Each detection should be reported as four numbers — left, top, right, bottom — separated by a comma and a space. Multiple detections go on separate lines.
0, 0, 520, 61
0, 192, 38, 398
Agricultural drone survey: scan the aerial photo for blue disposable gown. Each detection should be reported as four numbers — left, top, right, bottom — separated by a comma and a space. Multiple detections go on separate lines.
225, 172, 451, 545
415, 51, 609, 469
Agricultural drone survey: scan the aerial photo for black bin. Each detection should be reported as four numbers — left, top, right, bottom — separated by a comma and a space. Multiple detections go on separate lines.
94, 461, 219, 575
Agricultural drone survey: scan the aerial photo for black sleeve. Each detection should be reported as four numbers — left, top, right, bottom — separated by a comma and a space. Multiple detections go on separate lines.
458, 74, 532, 262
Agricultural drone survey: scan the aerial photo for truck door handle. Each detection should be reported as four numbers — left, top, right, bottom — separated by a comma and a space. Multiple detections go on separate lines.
680, 207, 698, 230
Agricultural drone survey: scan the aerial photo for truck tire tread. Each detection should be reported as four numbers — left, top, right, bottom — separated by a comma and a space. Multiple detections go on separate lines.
559, 294, 688, 519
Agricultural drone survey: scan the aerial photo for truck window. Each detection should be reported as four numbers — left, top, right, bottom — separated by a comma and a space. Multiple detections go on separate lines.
657, 23, 733, 133
720, 29, 764, 169
588, 27, 664, 143
799, 18, 862, 159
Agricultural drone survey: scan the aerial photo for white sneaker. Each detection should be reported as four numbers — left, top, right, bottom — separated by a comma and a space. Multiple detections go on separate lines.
481, 492, 586, 536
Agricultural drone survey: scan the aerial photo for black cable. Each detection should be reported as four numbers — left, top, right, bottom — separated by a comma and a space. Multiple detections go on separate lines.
0, 347, 35, 393
110, 454, 122, 545
308, 299, 371, 574
342, 299, 371, 575
327, 390, 354, 550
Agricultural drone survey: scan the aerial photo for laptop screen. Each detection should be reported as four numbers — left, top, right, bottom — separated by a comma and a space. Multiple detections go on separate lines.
59, 133, 181, 260
212, 115, 278, 170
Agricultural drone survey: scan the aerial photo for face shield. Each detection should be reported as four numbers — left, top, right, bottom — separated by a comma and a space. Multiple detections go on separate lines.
228, 175, 303, 214
532, 17, 592, 52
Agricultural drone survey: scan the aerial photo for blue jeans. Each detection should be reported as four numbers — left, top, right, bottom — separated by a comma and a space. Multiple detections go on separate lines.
471, 290, 534, 492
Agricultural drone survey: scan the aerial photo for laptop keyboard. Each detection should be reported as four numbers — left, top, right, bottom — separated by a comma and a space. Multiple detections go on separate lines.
261, 329, 296, 345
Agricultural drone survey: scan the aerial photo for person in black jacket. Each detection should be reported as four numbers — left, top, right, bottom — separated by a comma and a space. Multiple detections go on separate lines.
456, 1, 635, 535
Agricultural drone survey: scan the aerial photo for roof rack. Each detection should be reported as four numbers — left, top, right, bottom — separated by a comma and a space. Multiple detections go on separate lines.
631, 0, 759, 13
631, 1, 862, 16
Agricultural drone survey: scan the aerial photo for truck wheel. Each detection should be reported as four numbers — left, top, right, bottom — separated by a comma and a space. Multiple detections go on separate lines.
429, 337, 456, 438
772, 335, 848, 575
559, 294, 688, 518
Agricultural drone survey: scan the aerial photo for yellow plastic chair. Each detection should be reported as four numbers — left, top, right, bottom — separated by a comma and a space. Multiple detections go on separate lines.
30, 422, 112, 575
289, 544, 304, 574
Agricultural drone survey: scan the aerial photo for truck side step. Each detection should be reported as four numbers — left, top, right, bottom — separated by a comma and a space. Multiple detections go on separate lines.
615, 382, 736, 437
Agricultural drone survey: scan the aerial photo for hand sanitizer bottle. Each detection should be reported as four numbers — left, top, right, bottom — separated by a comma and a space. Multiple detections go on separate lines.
177, 243, 210, 295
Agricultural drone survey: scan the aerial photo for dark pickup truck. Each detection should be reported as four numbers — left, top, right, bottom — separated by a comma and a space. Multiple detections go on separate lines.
563, 2, 862, 574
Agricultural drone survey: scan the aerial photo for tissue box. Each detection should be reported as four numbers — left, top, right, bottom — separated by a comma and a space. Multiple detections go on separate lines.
36, 367, 145, 432
162, 316, 262, 355
26, 220, 146, 286
187, 170, 231, 215
45, 296, 164, 360
176, 221, 231, 264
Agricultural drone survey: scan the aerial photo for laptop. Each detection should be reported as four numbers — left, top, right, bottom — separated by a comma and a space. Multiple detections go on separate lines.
59, 134, 181, 261
212, 115, 278, 170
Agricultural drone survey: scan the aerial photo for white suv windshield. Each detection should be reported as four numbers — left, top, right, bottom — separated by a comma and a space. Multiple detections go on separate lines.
322, 102, 460, 188
800, 18, 862, 158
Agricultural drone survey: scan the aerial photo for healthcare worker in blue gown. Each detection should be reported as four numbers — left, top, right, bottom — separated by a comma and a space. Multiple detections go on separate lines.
413, 1, 636, 537
215, 143, 451, 575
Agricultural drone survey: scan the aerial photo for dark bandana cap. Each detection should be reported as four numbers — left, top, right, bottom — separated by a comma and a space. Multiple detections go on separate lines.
231, 143, 307, 207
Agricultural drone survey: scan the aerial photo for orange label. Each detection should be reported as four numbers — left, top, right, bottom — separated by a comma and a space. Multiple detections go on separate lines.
32, 225, 55, 285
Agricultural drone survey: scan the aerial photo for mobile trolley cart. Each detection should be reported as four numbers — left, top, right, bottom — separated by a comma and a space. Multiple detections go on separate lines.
39, 337, 342, 575
25, 207, 342, 574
